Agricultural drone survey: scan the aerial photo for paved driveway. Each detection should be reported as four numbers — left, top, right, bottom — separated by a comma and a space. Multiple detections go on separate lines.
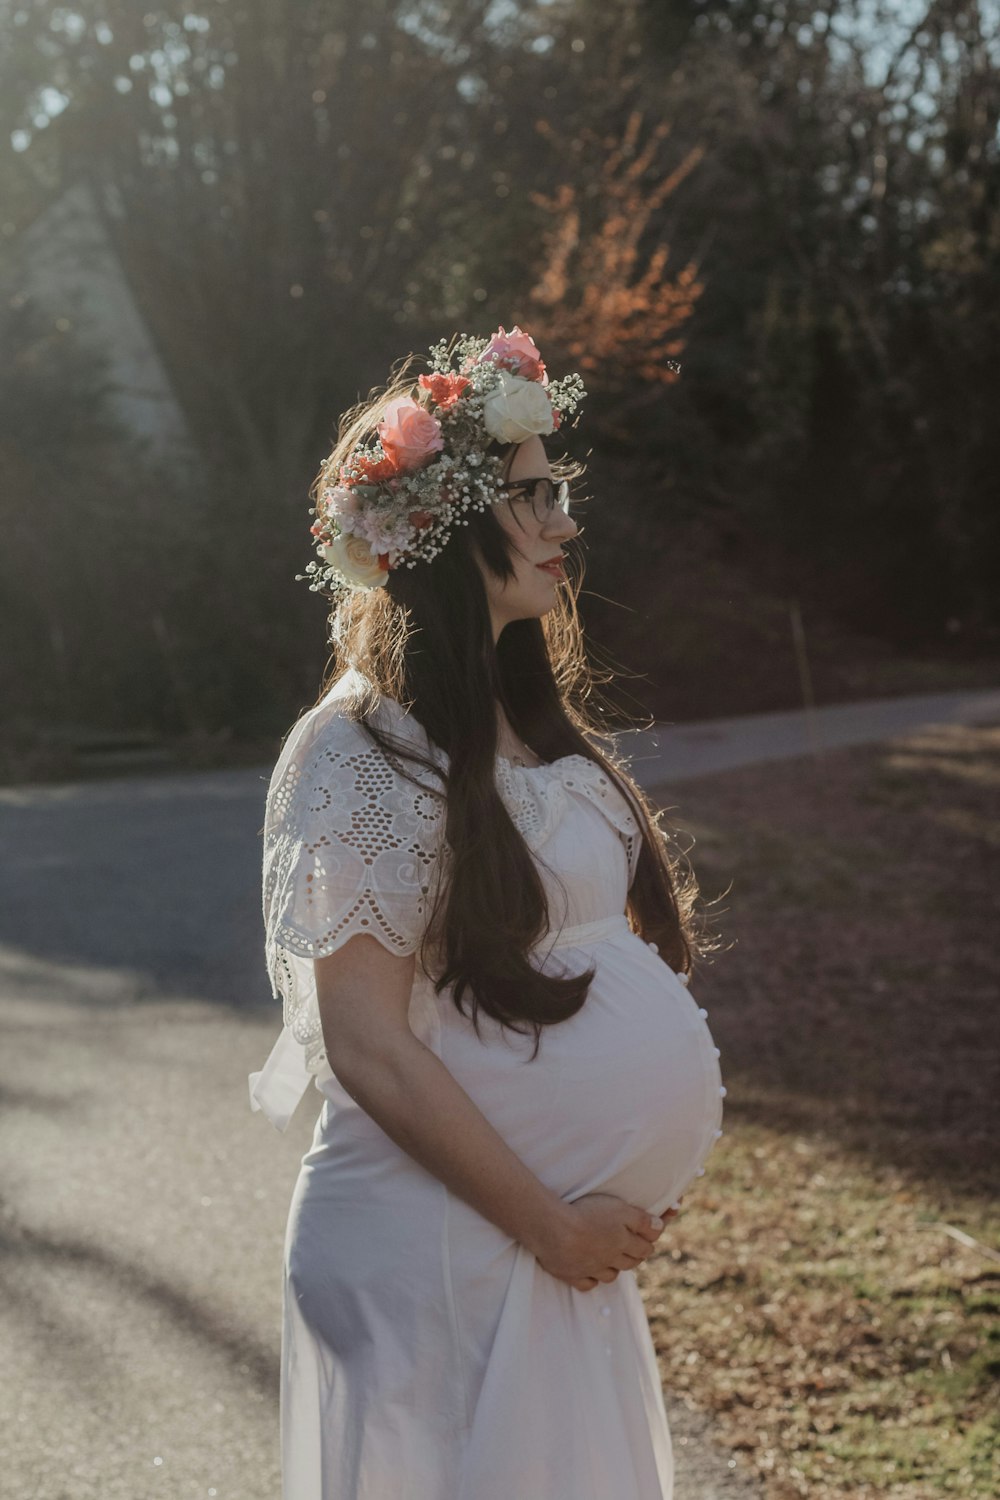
621, 687, 1000, 785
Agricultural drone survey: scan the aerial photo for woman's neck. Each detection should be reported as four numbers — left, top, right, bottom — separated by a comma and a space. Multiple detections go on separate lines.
495, 703, 544, 767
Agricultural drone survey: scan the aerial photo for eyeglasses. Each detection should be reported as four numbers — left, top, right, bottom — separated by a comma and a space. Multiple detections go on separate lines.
497, 476, 571, 520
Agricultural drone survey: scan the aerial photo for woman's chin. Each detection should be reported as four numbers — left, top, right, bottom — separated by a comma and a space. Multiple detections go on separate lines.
532, 573, 563, 605
498, 580, 562, 627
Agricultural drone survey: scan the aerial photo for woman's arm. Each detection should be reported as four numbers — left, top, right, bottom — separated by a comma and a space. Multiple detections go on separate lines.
314, 934, 664, 1287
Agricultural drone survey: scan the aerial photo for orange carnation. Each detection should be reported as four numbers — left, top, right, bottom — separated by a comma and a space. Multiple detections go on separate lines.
418, 372, 471, 410
351, 453, 399, 483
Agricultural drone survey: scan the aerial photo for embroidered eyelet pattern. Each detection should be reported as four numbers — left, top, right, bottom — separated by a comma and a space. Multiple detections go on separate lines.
494, 754, 642, 889
263, 726, 449, 1070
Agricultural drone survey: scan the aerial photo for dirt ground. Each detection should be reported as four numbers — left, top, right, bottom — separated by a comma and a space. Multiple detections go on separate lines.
639, 721, 1000, 1498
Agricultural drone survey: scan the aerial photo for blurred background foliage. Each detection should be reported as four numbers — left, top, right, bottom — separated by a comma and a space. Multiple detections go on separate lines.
1, 0, 998, 770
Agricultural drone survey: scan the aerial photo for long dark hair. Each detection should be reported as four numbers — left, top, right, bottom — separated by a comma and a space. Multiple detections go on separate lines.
309, 357, 719, 1056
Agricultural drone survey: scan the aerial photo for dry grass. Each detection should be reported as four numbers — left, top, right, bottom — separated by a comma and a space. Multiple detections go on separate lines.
641, 721, 1000, 1498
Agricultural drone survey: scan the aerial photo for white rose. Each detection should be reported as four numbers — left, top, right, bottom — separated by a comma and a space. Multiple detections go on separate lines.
482, 370, 556, 444
322, 532, 388, 589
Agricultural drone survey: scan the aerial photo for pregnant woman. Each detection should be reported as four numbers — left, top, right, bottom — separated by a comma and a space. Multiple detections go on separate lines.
250, 324, 725, 1499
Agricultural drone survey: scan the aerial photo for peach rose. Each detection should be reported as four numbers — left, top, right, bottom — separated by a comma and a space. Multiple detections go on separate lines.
377, 396, 444, 473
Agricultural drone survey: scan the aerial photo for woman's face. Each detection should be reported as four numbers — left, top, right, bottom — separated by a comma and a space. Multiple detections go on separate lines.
475, 434, 579, 641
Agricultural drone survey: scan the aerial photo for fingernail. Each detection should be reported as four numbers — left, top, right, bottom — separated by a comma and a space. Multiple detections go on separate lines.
650, 1216, 664, 1229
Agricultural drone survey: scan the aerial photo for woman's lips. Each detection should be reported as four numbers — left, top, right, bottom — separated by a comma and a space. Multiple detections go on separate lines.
536, 559, 565, 578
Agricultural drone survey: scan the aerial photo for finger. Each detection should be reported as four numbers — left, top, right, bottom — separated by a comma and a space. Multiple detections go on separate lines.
597, 1269, 620, 1284
572, 1278, 598, 1292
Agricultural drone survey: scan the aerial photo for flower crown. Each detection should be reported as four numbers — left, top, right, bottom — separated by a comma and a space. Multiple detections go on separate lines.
299, 325, 588, 596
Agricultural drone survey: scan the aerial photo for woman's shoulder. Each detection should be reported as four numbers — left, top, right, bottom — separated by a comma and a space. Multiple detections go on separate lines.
268, 672, 366, 776
270, 669, 444, 801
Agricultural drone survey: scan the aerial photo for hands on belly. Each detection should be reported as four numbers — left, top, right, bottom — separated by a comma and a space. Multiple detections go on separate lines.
534, 1192, 684, 1292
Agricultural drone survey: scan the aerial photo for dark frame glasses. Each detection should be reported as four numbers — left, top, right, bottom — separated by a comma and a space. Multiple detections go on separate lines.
497, 476, 571, 516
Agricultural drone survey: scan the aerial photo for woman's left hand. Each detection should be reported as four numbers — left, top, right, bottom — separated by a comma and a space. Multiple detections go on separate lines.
569, 1197, 683, 1292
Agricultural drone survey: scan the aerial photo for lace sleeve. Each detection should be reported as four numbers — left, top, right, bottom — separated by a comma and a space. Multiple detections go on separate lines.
260, 701, 446, 1085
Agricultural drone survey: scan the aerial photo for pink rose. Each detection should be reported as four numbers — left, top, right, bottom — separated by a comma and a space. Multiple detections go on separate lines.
377, 396, 444, 473
478, 324, 547, 383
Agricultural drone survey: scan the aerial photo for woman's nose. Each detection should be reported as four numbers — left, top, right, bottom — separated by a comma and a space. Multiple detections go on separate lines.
546, 506, 578, 540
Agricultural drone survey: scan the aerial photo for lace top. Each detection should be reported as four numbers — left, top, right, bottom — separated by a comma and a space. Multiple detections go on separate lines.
254, 668, 645, 1126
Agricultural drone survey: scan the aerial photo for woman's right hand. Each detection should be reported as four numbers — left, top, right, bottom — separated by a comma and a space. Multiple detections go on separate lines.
534, 1192, 678, 1291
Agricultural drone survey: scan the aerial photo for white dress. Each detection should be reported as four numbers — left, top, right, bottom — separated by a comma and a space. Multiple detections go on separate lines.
250, 668, 725, 1500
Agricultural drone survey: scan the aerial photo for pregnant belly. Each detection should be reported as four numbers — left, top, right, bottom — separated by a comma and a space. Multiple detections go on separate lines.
437, 932, 725, 1220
